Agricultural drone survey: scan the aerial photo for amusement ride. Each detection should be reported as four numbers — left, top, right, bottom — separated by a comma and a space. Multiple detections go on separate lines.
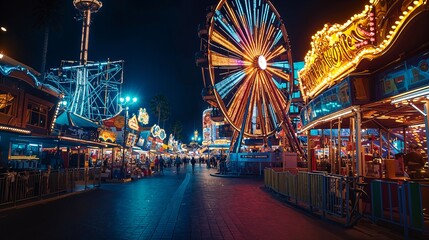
46, 0, 123, 122
197, 0, 305, 168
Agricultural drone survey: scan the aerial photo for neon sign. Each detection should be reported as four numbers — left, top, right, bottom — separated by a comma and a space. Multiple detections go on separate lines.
138, 108, 149, 125
299, 0, 427, 101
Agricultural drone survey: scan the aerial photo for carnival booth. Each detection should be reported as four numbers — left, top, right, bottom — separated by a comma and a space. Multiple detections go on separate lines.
298, 0, 429, 181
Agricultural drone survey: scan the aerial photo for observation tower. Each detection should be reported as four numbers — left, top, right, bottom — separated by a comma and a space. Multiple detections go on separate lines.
46, 0, 123, 122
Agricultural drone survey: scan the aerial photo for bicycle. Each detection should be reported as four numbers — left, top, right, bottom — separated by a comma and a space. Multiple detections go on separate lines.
344, 176, 369, 227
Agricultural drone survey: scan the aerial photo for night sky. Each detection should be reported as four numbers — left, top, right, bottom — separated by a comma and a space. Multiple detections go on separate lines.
0, 0, 366, 141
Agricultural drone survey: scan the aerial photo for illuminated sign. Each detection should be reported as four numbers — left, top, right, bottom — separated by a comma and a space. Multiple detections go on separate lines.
202, 109, 212, 144
298, 0, 427, 101
150, 124, 166, 140
126, 133, 137, 147
128, 115, 139, 131
138, 108, 149, 124
99, 129, 116, 142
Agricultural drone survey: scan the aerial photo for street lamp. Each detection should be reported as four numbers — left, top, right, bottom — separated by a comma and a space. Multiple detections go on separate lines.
120, 96, 137, 179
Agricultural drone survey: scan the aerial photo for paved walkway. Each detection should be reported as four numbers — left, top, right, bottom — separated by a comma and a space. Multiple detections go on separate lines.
0, 164, 405, 239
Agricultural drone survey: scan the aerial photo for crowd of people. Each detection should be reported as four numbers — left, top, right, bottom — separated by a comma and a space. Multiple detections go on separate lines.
99, 154, 230, 180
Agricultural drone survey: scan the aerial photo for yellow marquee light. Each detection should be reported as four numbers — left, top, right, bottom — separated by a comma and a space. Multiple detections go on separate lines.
298, 0, 426, 101
0, 125, 31, 134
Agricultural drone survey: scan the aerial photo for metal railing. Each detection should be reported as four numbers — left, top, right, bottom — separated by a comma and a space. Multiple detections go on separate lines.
0, 167, 101, 210
264, 168, 429, 238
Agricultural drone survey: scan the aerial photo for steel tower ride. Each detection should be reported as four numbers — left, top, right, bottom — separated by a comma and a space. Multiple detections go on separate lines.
46, 0, 123, 122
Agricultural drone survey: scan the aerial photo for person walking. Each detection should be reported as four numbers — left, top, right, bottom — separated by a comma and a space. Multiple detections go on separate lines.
191, 157, 196, 173
159, 156, 165, 175
154, 156, 160, 172
175, 156, 182, 174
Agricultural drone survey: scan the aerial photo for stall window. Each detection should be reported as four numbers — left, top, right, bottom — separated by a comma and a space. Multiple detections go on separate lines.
0, 90, 16, 116
10, 143, 41, 160
27, 102, 48, 128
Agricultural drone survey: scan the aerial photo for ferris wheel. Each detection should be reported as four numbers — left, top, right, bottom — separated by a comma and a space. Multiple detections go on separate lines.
205, 0, 295, 139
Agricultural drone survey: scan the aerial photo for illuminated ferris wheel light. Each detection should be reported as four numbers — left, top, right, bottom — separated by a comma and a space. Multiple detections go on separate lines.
258, 55, 267, 70
204, 0, 294, 138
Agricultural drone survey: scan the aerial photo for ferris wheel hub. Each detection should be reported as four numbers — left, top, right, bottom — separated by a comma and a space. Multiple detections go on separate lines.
257, 55, 267, 70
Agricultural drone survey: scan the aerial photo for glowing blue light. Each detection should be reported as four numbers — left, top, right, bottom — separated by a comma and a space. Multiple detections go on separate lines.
270, 61, 290, 69
215, 11, 241, 44
215, 70, 246, 99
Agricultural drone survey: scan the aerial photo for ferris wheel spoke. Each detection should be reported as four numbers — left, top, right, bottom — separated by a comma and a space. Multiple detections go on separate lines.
230, 0, 256, 55
268, 60, 291, 70
245, 85, 258, 134
255, 4, 270, 52
256, 78, 272, 135
261, 71, 287, 119
211, 30, 246, 58
223, 1, 252, 52
261, 73, 283, 126
214, 10, 243, 46
214, 69, 247, 99
266, 67, 291, 81
260, 15, 281, 56
226, 71, 256, 126
214, 5, 254, 58
210, 51, 248, 68
265, 44, 287, 62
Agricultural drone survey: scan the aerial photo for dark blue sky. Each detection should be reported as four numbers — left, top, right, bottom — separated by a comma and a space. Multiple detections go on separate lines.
0, 0, 365, 141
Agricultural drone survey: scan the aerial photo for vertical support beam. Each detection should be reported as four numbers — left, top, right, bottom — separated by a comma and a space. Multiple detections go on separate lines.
403, 127, 407, 154
80, 10, 91, 65
337, 119, 342, 175
387, 131, 391, 159
354, 110, 363, 177
329, 121, 334, 173
77, 147, 81, 169
424, 101, 429, 167
307, 130, 312, 172
111, 148, 114, 179
379, 128, 383, 158
350, 117, 355, 174
232, 86, 253, 154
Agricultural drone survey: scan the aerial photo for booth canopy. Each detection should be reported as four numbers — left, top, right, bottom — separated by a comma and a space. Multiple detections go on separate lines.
56, 111, 99, 128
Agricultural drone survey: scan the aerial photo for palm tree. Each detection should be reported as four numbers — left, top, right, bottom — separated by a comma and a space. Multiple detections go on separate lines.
149, 94, 170, 127
170, 120, 183, 142
32, 0, 64, 81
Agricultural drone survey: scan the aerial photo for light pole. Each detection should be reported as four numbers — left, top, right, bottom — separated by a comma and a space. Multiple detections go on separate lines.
120, 96, 137, 179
